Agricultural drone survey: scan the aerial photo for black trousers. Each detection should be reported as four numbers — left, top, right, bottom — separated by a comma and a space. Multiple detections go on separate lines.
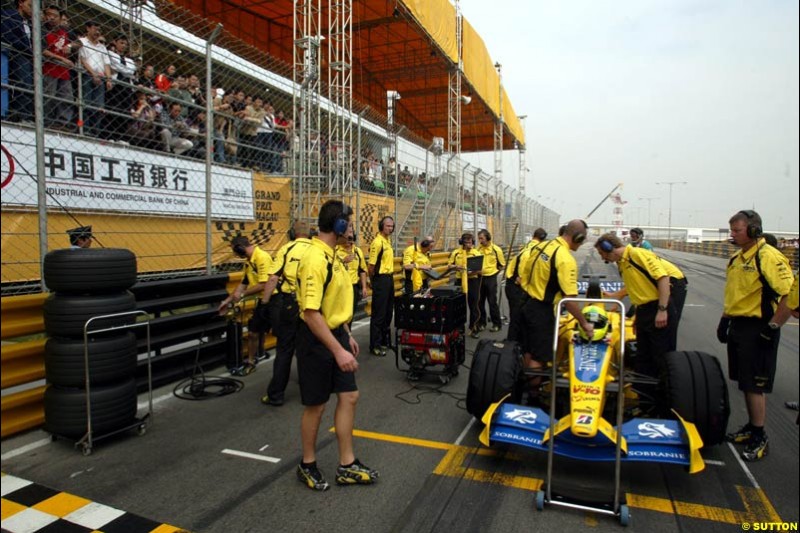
668, 277, 688, 351
370, 274, 394, 349
505, 281, 526, 343
635, 300, 675, 377
350, 284, 362, 327
266, 293, 299, 402
467, 276, 481, 330
478, 273, 502, 327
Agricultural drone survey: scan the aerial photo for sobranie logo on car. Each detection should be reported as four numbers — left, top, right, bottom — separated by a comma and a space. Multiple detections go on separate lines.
638, 422, 676, 439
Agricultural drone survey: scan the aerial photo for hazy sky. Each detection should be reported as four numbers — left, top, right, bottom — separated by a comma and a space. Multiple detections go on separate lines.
460, 0, 799, 232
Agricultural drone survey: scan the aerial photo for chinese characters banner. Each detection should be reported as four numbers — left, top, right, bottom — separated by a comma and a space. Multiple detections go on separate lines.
1, 126, 254, 219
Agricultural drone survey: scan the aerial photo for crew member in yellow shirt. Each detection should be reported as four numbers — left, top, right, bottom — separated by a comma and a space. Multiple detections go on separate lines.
295, 200, 379, 491
259, 220, 313, 406
597, 233, 688, 365
402, 235, 434, 294
447, 232, 483, 336
505, 228, 547, 344
337, 233, 369, 326
217, 235, 275, 375
368, 216, 395, 356
717, 210, 793, 461
476, 229, 506, 333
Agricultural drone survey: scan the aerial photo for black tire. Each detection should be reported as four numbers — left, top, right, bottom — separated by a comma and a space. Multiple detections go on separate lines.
45, 333, 138, 387
43, 379, 138, 439
662, 350, 730, 446
467, 339, 523, 420
44, 292, 136, 338
43, 248, 137, 293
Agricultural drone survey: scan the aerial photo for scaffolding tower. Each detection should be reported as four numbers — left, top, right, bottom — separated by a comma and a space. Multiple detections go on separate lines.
327, 0, 353, 200
293, 0, 324, 222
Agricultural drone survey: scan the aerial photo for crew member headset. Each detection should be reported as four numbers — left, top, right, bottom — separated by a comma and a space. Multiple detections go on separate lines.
232, 236, 249, 257
738, 210, 763, 239
378, 216, 394, 234
572, 220, 588, 244
458, 233, 473, 246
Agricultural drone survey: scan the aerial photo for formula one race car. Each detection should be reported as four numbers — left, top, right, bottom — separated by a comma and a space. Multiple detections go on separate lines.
466, 287, 730, 473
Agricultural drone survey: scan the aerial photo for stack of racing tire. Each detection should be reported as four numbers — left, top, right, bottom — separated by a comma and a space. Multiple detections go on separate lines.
42, 248, 140, 441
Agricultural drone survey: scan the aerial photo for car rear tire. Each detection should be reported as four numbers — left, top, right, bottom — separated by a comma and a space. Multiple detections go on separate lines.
45, 333, 138, 387
662, 350, 730, 446
43, 379, 138, 439
43, 248, 137, 293
466, 339, 523, 421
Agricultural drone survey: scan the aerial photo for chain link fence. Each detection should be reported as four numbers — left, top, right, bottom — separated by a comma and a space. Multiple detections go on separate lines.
1, 0, 558, 296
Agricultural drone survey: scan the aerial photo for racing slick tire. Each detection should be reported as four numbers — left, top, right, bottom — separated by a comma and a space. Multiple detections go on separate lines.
45, 333, 138, 387
43, 378, 138, 439
662, 351, 730, 446
43, 291, 136, 338
43, 248, 137, 294
467, 339, 523, 421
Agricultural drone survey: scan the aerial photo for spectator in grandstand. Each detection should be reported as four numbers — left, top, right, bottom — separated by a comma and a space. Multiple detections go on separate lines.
629, 227, 653, 250
241, 97, 267, 169
42, 5, 75, 130
127, 91, 158, 150
185, 74, 205, 119
185, 110, 208, 159
1, 0, 34, 122
159, 102, 193, 156
257, 103, 276, 171
167, 75, 193, 118
78, 21, 111, 137
105, 34, 138, 142
66, 225, 92, 249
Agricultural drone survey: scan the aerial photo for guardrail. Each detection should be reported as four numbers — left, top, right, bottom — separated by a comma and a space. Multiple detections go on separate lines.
651, 240, 799, 270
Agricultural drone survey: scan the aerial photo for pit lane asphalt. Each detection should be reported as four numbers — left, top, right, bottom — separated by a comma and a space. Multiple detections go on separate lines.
1, 247, 798, 532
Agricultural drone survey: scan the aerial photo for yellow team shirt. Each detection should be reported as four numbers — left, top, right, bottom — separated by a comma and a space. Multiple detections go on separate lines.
243, 246, 273, 287
724, 240, 793, 318
336, 244, 367, 285
268, 237, 313, 294
660, 257, 685, 280
787, 274, 799, 311
402, 244, 433, 292
298, 237, 354, 329
448, 247, 482, 293
506, 239, 541, 279
518, 237, 578, 303
616, 246, 671, 306
368, 234, 394, 275
477, 243, 506, 276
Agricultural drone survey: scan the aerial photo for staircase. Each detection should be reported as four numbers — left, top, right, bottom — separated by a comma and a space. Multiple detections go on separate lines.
397, 199, 426, 247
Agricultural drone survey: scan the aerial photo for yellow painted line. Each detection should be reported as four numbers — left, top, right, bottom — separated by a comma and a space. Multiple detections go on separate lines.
1, 498, 27, 520
585, 513, 599, 526
349, 426, 784, 524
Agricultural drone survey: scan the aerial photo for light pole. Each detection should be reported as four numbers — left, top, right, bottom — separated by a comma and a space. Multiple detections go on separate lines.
655, 181, 687, 245
638, 196, 660, 226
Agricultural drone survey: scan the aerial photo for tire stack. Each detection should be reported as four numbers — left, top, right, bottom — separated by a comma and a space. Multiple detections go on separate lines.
42, 248, 140, 440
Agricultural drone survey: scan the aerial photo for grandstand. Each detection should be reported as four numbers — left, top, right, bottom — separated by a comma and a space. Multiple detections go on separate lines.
1, 0, 560, 294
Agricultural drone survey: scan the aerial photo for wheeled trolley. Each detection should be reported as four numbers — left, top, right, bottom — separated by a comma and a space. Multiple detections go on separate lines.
48, 310, 153, 456
393, 288, 467, 383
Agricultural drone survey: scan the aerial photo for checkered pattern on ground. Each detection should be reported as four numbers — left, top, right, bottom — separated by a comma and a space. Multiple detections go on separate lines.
1, 473, 187, 533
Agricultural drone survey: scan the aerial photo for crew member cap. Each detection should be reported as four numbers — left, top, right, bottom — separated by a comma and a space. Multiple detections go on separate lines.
66, 225, 92, 239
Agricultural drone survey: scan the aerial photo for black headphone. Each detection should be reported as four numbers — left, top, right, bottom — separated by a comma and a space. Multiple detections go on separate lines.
598, 238, 614, 253
288, 227, 296, 241
458, 233, 472, 246
738, 210, 763, 239
231, 237, 249, 257
573, 220, 588, 244
420, 239, 432, 248
334, 206, 352, 237
479, 229, 491, 241
378, 216, 394, 233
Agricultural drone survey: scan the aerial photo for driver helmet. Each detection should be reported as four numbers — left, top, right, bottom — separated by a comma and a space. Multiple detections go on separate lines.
579, 305, 610, 342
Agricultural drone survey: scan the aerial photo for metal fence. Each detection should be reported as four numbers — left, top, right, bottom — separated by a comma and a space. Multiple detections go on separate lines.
1, 0, 558, 295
